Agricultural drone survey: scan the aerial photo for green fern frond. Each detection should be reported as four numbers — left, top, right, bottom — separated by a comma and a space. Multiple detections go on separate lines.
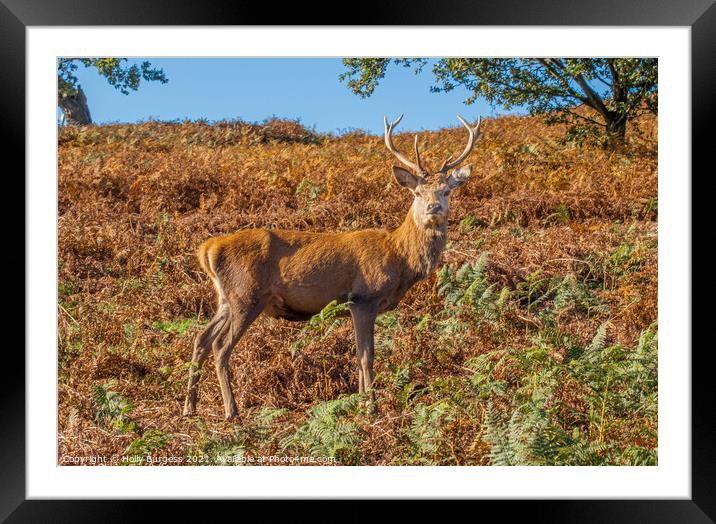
280, 394, 364, 464
291, 299, 351, 355
587, 322, 609, 354
471, 322, 657, 466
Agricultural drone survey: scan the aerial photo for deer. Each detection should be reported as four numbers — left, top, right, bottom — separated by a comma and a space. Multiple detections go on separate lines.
183, 114, 482, 420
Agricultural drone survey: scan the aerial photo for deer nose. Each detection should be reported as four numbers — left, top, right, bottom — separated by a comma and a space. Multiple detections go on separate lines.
426, 203, 442, 214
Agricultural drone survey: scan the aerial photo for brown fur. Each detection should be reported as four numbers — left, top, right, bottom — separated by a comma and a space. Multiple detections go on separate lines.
204, 204, 446, 320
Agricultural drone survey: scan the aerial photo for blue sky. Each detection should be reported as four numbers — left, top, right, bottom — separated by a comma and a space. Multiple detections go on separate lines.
62, 58, 519, 134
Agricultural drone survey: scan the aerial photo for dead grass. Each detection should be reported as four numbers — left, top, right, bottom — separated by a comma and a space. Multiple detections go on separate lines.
58, 113, 657, 465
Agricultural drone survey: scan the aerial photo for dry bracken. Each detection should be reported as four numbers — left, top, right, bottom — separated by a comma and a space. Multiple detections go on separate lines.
58, 113, 657, 465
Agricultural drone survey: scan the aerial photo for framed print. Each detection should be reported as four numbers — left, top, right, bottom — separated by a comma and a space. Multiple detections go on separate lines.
5, 0, 714, 520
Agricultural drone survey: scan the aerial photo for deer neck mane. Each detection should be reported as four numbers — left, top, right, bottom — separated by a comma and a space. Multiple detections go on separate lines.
391, 203, 448, 280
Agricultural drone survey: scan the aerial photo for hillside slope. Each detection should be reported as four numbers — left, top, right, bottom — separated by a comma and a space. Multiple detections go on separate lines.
58, 114, 658, 465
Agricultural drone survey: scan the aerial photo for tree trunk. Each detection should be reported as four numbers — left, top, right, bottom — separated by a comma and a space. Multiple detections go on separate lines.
58, 86, 92, 126
604, 113, 627, 149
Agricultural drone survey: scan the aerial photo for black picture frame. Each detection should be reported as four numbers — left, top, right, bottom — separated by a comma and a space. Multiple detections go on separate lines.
5, 0, 713, 520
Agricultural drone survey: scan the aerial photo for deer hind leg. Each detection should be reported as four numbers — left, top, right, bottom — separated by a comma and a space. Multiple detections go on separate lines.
213, 297, 265, 420
183, 302, 230, 416
350, 302, 378, 413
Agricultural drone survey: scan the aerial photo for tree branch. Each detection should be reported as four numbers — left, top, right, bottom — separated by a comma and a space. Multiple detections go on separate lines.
571, 73, 611, 117
536, 59, 589, 106
562, 109, 606, 128
592, 71, 612, 88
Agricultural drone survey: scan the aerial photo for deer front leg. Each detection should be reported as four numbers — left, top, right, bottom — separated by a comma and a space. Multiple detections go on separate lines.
350, 303, 378, 414
355, 346, 365, 394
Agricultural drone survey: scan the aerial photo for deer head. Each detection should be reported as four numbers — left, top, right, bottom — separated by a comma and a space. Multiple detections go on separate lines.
384, 114, 482, 228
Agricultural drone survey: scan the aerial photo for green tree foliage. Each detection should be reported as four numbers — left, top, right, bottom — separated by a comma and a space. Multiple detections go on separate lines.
340, 58, 657, 147
58, 58, 168, 125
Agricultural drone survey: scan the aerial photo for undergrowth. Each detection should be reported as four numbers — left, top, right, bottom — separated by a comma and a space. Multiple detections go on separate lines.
58, 114, 658, 466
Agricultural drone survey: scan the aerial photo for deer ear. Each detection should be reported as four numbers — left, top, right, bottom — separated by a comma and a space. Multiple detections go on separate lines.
447, 165, 472, 189
392, 166, 420, 190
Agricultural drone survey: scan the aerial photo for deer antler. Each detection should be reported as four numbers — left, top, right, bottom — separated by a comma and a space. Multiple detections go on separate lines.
384, 114, 424, 174
439, 115, 482, 173
413, 134, 425, 173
